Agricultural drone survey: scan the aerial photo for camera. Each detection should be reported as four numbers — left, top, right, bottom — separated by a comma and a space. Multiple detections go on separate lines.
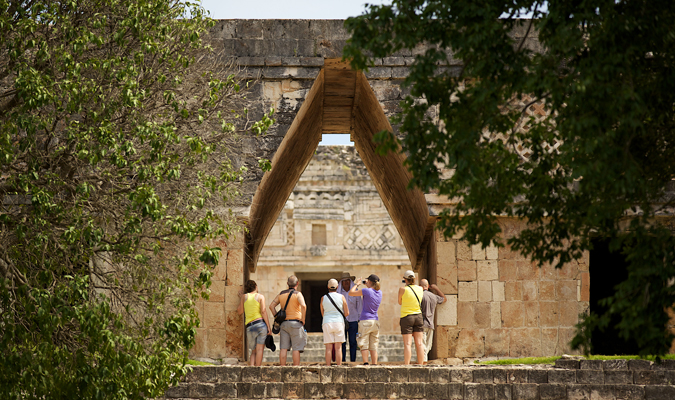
402, 280, 406, 283
362, 280, 366, 284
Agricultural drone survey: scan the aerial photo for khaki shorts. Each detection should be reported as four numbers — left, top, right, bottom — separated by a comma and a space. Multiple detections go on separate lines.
357, 320, 380, 351
400, 313, 424, 334
280, 320, 307, 351
322, 322, 346, 344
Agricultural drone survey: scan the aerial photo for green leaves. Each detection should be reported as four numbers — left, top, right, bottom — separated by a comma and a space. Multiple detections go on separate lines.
346, 0, 675, 356
1, 0, 263, 398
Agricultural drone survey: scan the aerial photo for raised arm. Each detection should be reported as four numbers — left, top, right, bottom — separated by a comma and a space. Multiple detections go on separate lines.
429, 283, 447, 303
349, 278, 363, 297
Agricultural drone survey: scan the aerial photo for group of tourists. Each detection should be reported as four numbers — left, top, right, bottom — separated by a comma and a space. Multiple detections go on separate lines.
237, 270, 446, 366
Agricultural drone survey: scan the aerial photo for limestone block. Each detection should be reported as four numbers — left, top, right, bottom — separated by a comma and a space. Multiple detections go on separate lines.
455, 329, 485, 358
521, 281, 538, 301
505, 281, 522, 301
209, 280, 225, 302
492, 281, 505, 302
457, 241, 472, 260
523, 301, 540, 327
437, 242, 458, 294
474, 302, 491, 328
490, 302, 502, 329
477, 260, 499, 281
190, 328, 207, 358
471, 244, 486, 260
457, 301, 474, 328
206, 328, 229, 359
558, 301, 580, 326
486, 243, 499, 260
498, 260, 517, 282
485, 329, 509, 357
510, 328, 542, 357
364, 67, 392, 79
556, 280, 577, 301
539, 281, 555, 301
391, 67, 411, 79
540, 328, 559, 357
517, 260, 539, 280
203, 302, 226, 328
225, 285, 242, 311
214, 257, 227, 281
540, 302, 559, 327
558, 261, 579, 280
581, 272, 590, 302
458, 281, 477, 302
226, 249, 244, 286
558, 327, 580, 355
436, 295, 458, 326
457, 260, 477, 281
501, 302, 524, 327
478, 281, 492, 302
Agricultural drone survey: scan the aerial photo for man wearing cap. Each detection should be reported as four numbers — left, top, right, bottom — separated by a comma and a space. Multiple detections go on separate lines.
337, 271, 362, 363
398, 270, 425, 365
420, 278, 447, 364
349, 274, 382, 365
269, 275, 307, 366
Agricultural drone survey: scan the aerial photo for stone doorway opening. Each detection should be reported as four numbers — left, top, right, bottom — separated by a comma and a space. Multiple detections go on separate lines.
296, 272, 339, 333
589, 238, 639, 355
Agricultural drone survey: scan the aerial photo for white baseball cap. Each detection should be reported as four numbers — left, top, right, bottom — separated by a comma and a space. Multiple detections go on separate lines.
327, 278, 338, 289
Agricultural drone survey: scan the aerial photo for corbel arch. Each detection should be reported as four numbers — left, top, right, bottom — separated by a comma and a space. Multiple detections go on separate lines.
247, 59, 436, 273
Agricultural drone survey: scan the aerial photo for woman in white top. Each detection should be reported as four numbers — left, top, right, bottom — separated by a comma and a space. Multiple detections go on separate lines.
320, 278, 349, 366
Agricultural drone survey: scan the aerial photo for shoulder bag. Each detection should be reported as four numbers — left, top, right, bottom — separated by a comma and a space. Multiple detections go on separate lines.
325, 292, 350, 331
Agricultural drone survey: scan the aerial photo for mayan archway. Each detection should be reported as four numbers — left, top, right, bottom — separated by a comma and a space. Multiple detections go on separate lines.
246, 59, 436, 274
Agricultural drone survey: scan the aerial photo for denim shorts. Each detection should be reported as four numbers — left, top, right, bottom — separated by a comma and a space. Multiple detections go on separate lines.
246, 320, 268, 351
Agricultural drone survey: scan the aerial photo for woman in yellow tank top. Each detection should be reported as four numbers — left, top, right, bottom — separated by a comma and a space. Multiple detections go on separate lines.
237, 280, 271, 366
397, 270, 425, 365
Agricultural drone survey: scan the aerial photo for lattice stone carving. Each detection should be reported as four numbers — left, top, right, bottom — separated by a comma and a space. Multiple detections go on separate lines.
346, 224, 397, 250
285, 220, 295, 246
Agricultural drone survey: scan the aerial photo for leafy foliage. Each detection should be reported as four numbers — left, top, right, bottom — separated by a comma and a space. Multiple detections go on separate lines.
345, 0, 675, 356
0, 0, 272, 398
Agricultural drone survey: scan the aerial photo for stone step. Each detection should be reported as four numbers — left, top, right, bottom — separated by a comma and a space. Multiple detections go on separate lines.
163, 364, 675, 399
262, 334, 418, 363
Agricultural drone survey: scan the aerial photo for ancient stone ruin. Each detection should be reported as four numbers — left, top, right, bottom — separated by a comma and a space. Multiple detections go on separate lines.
189, 20, 593, 363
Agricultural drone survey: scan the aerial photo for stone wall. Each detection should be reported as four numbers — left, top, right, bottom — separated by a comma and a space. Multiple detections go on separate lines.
433, 219, 589, 359
163, 362, 675, 399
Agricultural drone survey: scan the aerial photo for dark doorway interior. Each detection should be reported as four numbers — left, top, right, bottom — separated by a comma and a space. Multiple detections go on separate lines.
589, 238, 640, 355
301, 280, 330, 333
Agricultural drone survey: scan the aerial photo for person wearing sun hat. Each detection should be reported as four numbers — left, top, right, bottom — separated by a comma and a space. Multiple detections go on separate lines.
398, 270, 424, 365
337, 271, 362, 363
349, 274, 382, 365
320, 278, 349, 366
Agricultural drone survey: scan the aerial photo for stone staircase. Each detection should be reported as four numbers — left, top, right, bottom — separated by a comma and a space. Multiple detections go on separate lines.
163, 359, 675, 399
262, 333, 416, 364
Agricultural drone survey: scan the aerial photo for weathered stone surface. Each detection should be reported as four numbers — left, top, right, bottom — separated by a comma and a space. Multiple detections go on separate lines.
236, 382, 251, 399
456, 329, 485, 358
510, 328, 542, 357
479, 280, 493, 302
458, 260, 478, 281
429, 367, 450, 384
645, 385, 675, 400
241, 366, 261, 382
507, 369, 528, 384
614, 384, 645, 400
589, 384, 614, 400
493, 369, 507, 384
478, 260, 499, 281
408, 368, 429, 383
400, 382, 426, 399
425, 382, 448, 399
528, 369, 548, 383
579, 360, 603, 370
554, 359, 580, 369
304, 382, 324, 399
250, 382, 267, 398
604, 370, 633, 384
576, 370, 604, 384
164, 384, 189, 398
213, 382, 237, 398
436, 296, 458, 326
323, 382, 343, 398
548, 369, 576, 384
495, 383, 513, 400
465, 383, 494, 400
628, 359, 652, 370
539, 384, 566, 400
368, 367, 391, 382
634, 370, 667, 385
283, 382, 305, 399
450, 368, 473, 383
346, 367, 367, 382
390, 367, 409, 383
512, 383, 538, 400
342, 382, 366, 399
448, 383, 465, 399
485, 329, 510, 357
473, 368, 494, 383
566, 384, 590, 400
